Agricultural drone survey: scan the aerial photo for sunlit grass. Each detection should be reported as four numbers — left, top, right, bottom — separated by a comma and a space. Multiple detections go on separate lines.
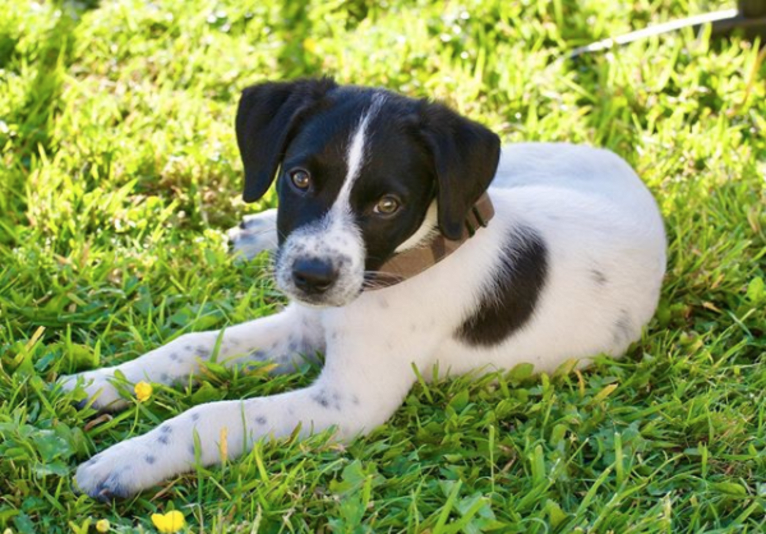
0, 0, 764, 532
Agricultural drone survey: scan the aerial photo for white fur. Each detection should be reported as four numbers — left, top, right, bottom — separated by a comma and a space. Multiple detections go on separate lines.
395, 201, 439, 253
62, 142, 665, 498
336, 95, 384, 210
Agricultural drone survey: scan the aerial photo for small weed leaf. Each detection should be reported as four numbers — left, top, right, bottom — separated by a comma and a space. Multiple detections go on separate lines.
746, 276, 765, 303
447, 389, 470, 411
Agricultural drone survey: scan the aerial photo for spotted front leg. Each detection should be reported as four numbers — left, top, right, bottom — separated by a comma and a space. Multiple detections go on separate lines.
74, 372, 410, 499
74, 297, 449, 499
59, 304, 324, 411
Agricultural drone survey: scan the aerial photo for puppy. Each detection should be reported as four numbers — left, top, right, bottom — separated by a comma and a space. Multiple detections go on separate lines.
62, 78, 666, 499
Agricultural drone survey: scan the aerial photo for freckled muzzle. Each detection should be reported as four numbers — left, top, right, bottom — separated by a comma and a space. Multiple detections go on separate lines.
275, 219, 366, 307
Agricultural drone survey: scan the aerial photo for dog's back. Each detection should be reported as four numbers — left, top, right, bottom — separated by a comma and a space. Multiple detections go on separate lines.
494, 143, 662, 219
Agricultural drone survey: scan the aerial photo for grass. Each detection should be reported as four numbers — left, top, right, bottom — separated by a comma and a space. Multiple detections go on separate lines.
0, 0, 765, 532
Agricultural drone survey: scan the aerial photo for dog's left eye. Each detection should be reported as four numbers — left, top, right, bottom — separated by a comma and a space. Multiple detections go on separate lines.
373, 195, 401, 216
289, 169, 311, 190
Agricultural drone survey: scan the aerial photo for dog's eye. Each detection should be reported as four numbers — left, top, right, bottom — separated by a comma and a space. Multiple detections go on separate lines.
373, 195, 401, 216
289, 169, 311, 190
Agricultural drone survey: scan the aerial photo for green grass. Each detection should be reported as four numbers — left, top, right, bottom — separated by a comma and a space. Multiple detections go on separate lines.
1, 0, 765, 532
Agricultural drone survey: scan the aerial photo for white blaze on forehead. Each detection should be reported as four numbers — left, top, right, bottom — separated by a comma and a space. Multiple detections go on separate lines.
333, 93, 387, 216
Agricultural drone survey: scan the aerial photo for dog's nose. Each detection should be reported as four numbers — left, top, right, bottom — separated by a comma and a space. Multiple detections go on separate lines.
292, 259, 338, 294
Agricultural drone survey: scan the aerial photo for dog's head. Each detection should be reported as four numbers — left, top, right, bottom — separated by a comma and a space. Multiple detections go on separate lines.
236, 78, 500, 307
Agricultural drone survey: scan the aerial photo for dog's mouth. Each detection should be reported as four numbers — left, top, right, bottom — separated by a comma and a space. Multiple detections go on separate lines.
278, 279, 364, 308
286, 291, 358, 308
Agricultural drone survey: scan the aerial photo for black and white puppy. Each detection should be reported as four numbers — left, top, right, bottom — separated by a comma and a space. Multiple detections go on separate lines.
63, 79, 666, 499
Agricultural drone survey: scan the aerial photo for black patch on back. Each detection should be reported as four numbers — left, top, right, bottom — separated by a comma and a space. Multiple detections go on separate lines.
456, 227, 548, 347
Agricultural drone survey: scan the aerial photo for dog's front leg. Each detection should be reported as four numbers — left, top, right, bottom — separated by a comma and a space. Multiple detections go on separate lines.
59, 304, 324, 410
73, 325, 433, 499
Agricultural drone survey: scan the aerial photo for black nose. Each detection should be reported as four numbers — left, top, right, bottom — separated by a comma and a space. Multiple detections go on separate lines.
292, 258, 338, 294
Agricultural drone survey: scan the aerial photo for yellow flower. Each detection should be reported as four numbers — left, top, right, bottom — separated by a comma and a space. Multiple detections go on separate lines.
303, 37, 318, 54
95, 519, 110, 532
151, 511, 186, 533
134, 381, 153, 402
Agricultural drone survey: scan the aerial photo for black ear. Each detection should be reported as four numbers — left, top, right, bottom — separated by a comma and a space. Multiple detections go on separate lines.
236, 78, 337, 202
420, 102, 501, 240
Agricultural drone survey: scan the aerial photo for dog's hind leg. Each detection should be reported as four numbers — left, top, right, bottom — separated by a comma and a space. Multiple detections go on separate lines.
227, 208, 278, 260
59, 303, 324, 411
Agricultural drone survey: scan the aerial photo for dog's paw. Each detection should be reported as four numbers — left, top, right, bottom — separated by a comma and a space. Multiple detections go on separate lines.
75, 451, 135, 501
227, 209, 278, 260
75, 421, 195, 500
75, 438, 157, 500
58, 370, 129, 411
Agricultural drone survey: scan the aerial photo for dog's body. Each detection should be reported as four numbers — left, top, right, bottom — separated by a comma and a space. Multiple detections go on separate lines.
62, 81, 665, 499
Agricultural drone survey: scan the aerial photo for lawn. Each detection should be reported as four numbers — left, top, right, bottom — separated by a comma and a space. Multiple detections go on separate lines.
1, 0, 765, 532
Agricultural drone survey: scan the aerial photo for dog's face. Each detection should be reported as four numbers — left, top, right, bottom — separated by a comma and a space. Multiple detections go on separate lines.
236, 79, 500, 307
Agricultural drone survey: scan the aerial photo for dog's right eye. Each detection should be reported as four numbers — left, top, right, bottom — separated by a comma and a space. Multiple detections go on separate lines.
289, 169, 311, 190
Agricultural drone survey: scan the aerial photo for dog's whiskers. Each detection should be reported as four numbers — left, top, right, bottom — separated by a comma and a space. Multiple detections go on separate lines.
360, 270, 404, 291
363, 270, 404, 281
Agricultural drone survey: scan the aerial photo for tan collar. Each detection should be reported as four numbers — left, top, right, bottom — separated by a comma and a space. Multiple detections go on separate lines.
365, 193, 495, 290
